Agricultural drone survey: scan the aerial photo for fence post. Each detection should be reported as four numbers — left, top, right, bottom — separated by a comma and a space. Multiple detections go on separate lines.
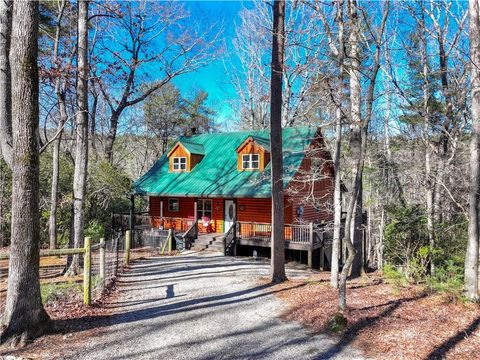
99, 237, 105, 289
124, 230, 131, 266
83, 237, 92, 305
168, 229, 172, 253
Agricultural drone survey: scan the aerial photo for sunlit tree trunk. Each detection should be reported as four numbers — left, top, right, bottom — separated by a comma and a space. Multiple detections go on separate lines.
67, 0, 89, 275
49, 0, 67, 250
464, 0, 480, 301
270, 0, 287, 283
331, 0, 345, 289
0, 0, 49, 345
343, 0, 363, 283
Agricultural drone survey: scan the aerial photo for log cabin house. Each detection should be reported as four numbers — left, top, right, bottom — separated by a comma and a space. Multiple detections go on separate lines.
133, 126, 336, 268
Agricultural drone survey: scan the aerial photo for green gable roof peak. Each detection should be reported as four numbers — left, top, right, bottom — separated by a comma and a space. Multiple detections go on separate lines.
177, 140, 205, 155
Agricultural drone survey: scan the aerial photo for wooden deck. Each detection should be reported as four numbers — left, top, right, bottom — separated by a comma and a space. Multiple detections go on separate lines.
235, 221, 324, 251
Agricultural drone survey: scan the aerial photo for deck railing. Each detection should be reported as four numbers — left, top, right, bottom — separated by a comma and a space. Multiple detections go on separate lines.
114, 213, 324, 246
236, 221, 313, 244
117, 214, 208, 233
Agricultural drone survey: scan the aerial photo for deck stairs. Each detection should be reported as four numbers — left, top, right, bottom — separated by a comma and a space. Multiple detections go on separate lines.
191, 232, 226, 252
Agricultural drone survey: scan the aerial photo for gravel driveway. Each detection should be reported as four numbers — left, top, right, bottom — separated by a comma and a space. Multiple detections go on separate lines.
67, 252, 364, 360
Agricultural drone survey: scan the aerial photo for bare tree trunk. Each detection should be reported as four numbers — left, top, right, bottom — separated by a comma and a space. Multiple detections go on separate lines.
0, 0, 49, 345
49, 139, 60, 249
0, 0, 13, 169
464, 0, 480, 301
332, 102, 343, 287
347, 0, 363, 279
338, 0, 388, 309
104, 111, 119, 163
331, 0, 345, 289
67, 0, 89, 275
378, 207, 385, 270
420, 10, 436, 275
270, 0, 287, 284
49, 0, 67, 250
338, 0, 362, 311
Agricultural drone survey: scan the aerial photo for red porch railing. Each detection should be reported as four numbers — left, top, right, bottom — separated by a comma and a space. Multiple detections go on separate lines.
150, 216, 194, 232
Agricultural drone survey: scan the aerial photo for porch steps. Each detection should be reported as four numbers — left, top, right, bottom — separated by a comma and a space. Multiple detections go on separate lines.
191, 233, 226, 252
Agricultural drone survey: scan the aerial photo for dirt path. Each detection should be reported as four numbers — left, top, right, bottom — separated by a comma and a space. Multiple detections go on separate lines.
51, 252, 365, 359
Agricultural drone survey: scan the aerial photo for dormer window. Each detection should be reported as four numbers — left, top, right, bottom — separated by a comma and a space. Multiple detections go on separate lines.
172, 157, 187, 171
236, 135, 270, 171
242, 154, 260, 170
167, 140, 204, 173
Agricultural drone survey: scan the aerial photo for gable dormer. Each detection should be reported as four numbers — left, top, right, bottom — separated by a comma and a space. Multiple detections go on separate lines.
236, 136, 270, 171
167, 140, 205, 172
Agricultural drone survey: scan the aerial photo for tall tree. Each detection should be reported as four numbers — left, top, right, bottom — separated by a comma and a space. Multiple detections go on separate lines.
270, 0, 287, 283
347, 0, 364, 278
338, 0, 362, 310
0, 0, 49, 344
331, 0, 345, 290
464, 0, 480, 301
0, 0, 12, 169
338, 0, 389, 310
317, 0, 346, 288
48, 0, 71, 249
67, 0, 89, 275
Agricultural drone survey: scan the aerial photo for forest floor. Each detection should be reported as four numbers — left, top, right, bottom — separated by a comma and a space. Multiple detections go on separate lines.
273, 271, 480, 360
0, 252, 364, 360
0, 253, 478, 359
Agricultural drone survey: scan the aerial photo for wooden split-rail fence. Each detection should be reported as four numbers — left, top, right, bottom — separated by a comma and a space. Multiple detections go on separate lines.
0, 229, 175, 306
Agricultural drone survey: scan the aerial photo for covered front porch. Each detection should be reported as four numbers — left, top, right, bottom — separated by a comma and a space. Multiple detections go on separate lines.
147, 196, 295, 234
115, 195, 333, 269
114, 214, 332, 270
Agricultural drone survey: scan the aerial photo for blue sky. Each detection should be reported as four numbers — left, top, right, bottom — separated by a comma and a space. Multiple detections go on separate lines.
171, 1, 253, 127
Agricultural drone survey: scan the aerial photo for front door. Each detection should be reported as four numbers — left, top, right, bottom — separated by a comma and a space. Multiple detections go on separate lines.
224, 200, 236, 232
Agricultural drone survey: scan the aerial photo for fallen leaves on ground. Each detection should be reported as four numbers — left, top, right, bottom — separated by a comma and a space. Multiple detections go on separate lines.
0, 276, 119, 359
273, 272, 480, 360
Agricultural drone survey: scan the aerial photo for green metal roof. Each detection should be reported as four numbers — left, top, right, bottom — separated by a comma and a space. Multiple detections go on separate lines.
134, 126, 319, 198
178, 140, 205, 155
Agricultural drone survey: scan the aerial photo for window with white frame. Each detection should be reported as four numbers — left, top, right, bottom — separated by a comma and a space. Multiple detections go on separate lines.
172, 157, 187, 171
197, 199, 212, 220
168, 198, 179, 212
242, 154, 260, 170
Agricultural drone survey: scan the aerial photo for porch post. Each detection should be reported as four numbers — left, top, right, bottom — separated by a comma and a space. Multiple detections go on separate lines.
307, 222, 314, 269
194, 199, 198, 220
194, 199, 198, 237
160, 198, 164, 228
319, 231, 325, 270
